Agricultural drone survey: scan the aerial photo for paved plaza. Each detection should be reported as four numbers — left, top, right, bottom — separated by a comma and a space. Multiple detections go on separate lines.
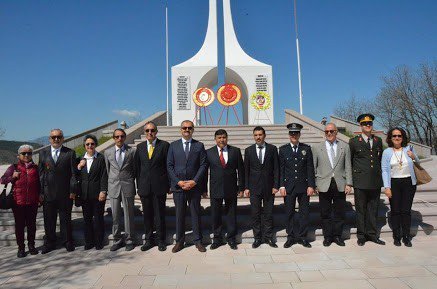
0, 234, 437, 289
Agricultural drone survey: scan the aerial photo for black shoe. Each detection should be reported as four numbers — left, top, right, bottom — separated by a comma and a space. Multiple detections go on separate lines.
284, 239, 296, 248
28, 245, 38, 255
84, 244, 94, 250
41, 245, 55, 254
172, 242, 184, 253
402, 237, 412, 247
298, 239, 312, 248
95, 244, 104, 250
17, 249, 26, 258
141, 241, 154, 251
158, 243, 167, 252
65, 242, 75, 252
210, 242, 224, 250
252, 239, 262, 249
394, 239, 401, 246
195, 243, 206, 252
110, 243, 124, 252
371, 238, 386, 245
357, 239, 366, 246
266, 239, 278, 248
333, 237, 345, 247
228, 241, 237, 250
323, 238, 332, 247
125, 244, 135, 251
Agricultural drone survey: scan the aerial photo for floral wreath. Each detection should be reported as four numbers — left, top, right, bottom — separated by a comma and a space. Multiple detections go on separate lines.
250, 91, 271, 111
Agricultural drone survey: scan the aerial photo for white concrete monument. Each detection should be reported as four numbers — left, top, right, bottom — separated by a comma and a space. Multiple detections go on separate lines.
171, 0, 274, 126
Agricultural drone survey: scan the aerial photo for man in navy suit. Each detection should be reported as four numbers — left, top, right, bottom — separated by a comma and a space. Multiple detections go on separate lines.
206, 129, 244, 250
167, 120, 208, 253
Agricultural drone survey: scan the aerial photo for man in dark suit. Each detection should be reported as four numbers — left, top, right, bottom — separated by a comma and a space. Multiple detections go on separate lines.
167, 120, 208, 253
279, 123, 315, 248
38, 129, 77, 253
206, 129, 244, 250
244, 126, 279, 249
135, 121, 170, 252
349, 113, 385, 246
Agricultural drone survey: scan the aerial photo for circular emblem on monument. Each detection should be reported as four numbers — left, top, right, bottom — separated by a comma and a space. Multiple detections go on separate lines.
193, 87, 215, 107
217, 84, 241, 106
250, 91, 271, 110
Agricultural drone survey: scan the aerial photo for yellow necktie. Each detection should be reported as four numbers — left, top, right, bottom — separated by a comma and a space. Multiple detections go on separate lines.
148, 144, 154, 158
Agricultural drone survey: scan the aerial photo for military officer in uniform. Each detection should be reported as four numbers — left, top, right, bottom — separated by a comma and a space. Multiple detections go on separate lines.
349, 114, 385, 246
279, 123, 315, 248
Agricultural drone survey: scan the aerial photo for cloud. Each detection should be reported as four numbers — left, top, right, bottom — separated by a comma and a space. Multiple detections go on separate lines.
113, 109, 140, 118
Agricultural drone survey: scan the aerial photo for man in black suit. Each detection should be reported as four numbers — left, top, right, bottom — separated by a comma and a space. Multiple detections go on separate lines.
38, 129, 77, 253
244, 126, 279, 248
206, 129, 244, 250
134, 121, 170, 252
279, 123, 315, 248
167, 120, 208, 253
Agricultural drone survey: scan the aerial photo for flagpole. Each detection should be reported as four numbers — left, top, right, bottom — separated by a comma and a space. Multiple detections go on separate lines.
165, 3, 170, 125
294, 0, 303, 115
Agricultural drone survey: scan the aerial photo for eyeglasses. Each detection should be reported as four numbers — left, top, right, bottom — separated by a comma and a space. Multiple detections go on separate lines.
85, 143, 96, 147
181, 126, 193, 131
289, 131, 300, 135
113, 135, 125, 139
145, 129, 156, 133
50, 135, 63, 140
361, 121, 373, 127
392, 135, 402, 138
19, 152, 32, 156
324, 130, 337, 134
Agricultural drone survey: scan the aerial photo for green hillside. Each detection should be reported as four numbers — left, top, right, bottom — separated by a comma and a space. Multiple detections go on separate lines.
0, 140, 42, 165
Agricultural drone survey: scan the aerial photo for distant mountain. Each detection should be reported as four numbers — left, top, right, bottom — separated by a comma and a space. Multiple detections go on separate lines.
0, 140, 42, 165
30, 136, 50, 146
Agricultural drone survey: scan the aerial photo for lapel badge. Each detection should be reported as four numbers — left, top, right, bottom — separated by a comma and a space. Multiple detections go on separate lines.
301, 150, 306, 156
358, 137, 362, 142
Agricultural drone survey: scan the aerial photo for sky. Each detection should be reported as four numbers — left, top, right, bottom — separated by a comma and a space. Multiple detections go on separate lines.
0, 0, 436, 141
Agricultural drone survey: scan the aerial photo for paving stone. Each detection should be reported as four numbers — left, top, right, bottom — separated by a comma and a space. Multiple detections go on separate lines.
271, 252, 330, 263
320, 268, 368, 280
120, 275, 155, 287
344, 257, 390, 268
424, 265, 437, 275
368, 278, 410, 289
296, 259, 350, 271
400, 276, 437, 289
232, 283, 292, 289
292, 279, 374, 289
230, 272, 272, 284
140, 265, 187, 276
186, 263, 255, 274
269, 271, 300, 283
296, 270, 326, 282
363, 265, 433, 278
254, 262, 299, 273
233, 255, 273, 264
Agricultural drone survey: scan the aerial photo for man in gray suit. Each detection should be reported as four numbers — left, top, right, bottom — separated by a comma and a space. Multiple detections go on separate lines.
313, 123, 352, 247
104, 128, 136, 251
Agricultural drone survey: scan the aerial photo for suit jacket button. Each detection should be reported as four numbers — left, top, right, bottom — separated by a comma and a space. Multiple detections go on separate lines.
295, 158, 297, 160
284, 178, 287, 181
295, 170, 297, 172
295, 176, 298, 179
371, 165, 374, 168
295, 164, 297, 167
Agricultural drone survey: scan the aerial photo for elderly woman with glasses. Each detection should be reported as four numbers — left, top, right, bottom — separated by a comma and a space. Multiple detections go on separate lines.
76, 134, 108, 250
1, 145, 42, 258
382, 127, 419, 247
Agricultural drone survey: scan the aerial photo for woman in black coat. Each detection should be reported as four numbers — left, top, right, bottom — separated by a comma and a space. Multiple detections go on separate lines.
76, 134, 108, 250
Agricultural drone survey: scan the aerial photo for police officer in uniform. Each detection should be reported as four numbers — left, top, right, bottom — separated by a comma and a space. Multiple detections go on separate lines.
279, 123, 315, 248
349, 114, 385, 246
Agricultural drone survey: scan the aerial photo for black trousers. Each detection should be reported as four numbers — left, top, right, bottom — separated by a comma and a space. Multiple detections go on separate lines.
82, 198, 105, 247
12, 204, 38, 250
284, 192, 309, 241
354, 188, 380, 240
43, 198, 73, 246
250, 193, 274, 241
390, 177, 416, 240
140, 194, 167, 243
210, 196, 237, 243
319, 178, 346, 239
173, 191, 202, 244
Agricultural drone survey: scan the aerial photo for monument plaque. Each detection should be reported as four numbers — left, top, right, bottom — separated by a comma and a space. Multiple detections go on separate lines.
176, 76, 191, 110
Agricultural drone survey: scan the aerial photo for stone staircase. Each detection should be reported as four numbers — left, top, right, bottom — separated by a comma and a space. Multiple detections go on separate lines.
1, 125, 436, 247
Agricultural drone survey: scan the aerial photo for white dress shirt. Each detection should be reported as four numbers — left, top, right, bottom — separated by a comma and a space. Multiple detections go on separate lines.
390, 151, 411, 178
51, 146, 62, 161
217, 145, 228, 163
289, 142, 300, 153
83, 152, 97, 173
256, 142, 266, 164
181, 138, 192, 151
325, 140, 338, 168
115, 145, 125, 165
361, 134, 373, 148
147, 139, 157, 152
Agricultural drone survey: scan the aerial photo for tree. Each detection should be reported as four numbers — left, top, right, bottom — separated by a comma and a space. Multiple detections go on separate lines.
333, 94, 371, 123
0, 126, 5, 138
374, 62, 436, 152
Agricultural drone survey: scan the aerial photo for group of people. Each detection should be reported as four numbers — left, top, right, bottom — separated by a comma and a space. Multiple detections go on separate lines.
1, 113, 420, 258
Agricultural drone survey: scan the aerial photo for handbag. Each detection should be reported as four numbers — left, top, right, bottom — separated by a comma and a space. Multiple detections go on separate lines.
413, 162, 432, 185
0, 184, 14, 210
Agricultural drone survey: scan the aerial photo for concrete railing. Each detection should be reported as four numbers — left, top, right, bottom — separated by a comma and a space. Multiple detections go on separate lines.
33, 120, 118, 163
96, 111, 167, 153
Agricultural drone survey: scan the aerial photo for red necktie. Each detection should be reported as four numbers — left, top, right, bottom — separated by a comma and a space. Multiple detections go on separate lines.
220, 149, 226, 168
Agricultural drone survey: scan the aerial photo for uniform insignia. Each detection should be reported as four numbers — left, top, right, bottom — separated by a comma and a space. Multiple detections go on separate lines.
359, 137, 362, 142
301, 150, 306, 156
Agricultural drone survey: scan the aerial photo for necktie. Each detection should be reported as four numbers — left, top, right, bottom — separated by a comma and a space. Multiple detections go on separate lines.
148, 143, 154, 159
330, 143, 336, 168
367, 138, 371, 150
219, 149, 226, 168
258, 145, 263, 164
117, 149, 123, 167
292, 145, 297, 153
184, 141, 190, 159
53, 149, 59, 163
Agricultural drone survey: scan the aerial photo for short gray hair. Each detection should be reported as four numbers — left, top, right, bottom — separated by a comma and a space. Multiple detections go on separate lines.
50, 128, 64, 136
18, 144, 34, 154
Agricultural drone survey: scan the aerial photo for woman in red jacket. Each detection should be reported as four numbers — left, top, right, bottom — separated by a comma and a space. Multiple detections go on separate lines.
1, 144, 42, 257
